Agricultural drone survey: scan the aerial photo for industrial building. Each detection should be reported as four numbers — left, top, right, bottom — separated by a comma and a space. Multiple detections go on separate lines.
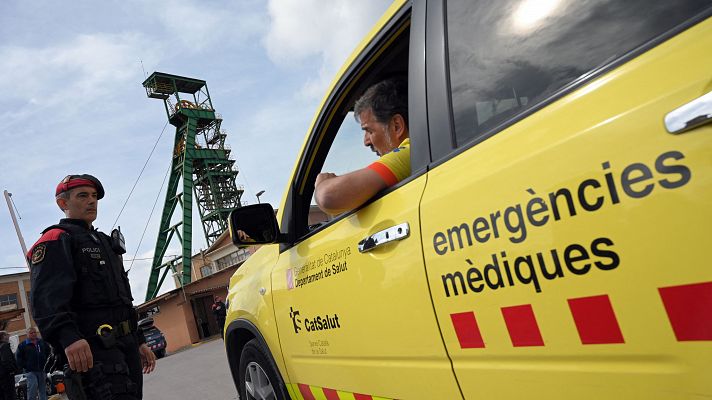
0, 271, 35, 344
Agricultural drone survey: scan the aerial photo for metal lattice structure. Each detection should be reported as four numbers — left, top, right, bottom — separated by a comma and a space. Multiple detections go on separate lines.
142, 72, 243, 301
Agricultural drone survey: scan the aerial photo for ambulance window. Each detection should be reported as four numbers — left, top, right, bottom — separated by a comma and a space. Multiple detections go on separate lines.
446, 0, 712, 147
307, 111, 379, 226
320, 112, 379, 180
289, 18, 411, 240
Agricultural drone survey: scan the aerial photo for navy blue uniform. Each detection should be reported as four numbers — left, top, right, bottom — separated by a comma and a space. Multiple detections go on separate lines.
28, 218, 144, 399
0, 341, 18, 400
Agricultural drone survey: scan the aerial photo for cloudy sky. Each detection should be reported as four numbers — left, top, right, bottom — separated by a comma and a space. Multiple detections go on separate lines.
0, 0, 392, 302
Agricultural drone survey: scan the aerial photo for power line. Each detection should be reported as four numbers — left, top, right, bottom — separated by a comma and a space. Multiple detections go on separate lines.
125, 254, 178, 262
112, 120, 169, 230
9, 193, 21, 219
2, 254, 179, 271
234, 159, 254, 204
127, 160, 172, 274
2, 256, 183, 274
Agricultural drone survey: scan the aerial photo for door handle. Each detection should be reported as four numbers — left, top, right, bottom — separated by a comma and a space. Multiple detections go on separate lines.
358, 223, 410, 253
665, 90, 712, 134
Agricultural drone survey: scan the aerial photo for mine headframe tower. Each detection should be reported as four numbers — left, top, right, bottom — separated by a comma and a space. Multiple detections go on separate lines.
142, 72, 243, 301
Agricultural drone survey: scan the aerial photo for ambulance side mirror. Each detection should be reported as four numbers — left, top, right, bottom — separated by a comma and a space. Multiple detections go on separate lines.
228, 204, 283, 246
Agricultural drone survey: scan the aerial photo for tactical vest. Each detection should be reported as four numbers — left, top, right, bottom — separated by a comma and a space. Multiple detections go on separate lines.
43, 223, 134, 311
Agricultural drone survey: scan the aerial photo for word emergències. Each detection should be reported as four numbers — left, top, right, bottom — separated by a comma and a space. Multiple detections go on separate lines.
432, 150, 690, 255
433, 150, 692, 296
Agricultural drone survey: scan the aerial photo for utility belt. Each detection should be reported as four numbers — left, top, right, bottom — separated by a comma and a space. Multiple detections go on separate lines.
92, 319, 136, 349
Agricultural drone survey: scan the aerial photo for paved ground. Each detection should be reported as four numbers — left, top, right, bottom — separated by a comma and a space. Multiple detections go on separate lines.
143, 338, 238, 399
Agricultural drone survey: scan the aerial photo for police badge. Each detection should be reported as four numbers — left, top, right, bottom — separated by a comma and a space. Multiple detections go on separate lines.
31, 243, 46, 264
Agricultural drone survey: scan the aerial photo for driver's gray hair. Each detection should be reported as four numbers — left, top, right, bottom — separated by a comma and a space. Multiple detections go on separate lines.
354, 78, 408, 127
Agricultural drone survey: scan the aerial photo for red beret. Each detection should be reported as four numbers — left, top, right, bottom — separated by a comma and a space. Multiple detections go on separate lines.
56, 174, 105, 199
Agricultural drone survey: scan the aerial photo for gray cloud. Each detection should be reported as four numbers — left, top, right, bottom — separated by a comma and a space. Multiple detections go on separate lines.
264, 0, 392, 99
0, 0, 392, 306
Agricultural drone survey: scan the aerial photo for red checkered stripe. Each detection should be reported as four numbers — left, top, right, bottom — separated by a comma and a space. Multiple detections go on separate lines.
289, 383, 392, 400
450, 281, 712, 348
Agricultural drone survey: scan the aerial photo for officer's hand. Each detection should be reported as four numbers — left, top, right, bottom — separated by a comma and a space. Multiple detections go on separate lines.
65, 339, 93, 372
139, 343, 156, 374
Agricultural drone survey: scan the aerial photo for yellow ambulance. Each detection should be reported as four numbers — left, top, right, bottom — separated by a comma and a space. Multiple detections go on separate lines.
224, 1, 712, 399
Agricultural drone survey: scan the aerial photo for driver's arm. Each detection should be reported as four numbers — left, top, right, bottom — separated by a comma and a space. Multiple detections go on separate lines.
314, 167, 388, 215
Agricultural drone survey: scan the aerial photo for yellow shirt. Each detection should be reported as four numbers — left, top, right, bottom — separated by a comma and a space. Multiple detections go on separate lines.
367, 138, 410, 186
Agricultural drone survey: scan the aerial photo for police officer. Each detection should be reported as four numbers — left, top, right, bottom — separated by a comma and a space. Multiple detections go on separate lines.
28, 174, 156, 399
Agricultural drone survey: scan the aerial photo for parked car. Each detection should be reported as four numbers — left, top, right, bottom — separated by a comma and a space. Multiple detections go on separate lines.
139, 317, 167, 358
14, 373, 26, 400
47, 369, 64, 396
224, 1, 712, 399
14, 367, 64, 399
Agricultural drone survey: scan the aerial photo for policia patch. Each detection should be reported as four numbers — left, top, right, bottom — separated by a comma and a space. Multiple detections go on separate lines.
31, 244, 46, 265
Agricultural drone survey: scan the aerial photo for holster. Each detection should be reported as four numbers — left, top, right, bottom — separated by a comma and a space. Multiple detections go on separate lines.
95, 318, 135, 349
63, 366, 87, 400
64, 363, 112, 400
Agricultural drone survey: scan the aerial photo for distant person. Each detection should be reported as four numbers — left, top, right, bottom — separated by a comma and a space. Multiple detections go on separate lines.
212, 297, 227, 339
27, 174, 156, 399
15, 327, 49, 400
0, 331, 18, 400
315, 78, 410, 214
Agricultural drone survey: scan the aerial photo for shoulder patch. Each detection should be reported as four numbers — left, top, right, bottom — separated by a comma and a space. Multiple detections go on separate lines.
31, 244, 46, 265
38, 228, 66, 242
26, 228, 67, 259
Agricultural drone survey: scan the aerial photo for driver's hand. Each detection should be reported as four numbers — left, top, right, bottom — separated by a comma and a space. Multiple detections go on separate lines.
315, 172, 337, 187
237, 230, 252, 241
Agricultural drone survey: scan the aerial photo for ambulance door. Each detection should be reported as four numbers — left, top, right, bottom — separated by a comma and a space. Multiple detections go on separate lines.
421, 1, 712, 399
270, 5, 461, 399
273, 174, 463, 400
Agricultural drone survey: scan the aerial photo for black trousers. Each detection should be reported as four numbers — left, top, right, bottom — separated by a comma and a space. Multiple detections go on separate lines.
85, 333, 143, 400
217, 317, 226, 338
0, 376, 14, 400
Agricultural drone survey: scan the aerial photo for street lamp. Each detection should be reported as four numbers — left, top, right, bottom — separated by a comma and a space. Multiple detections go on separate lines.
256, 190, 265, 204
171, 265, 188, 303
4, 190, 29, 267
